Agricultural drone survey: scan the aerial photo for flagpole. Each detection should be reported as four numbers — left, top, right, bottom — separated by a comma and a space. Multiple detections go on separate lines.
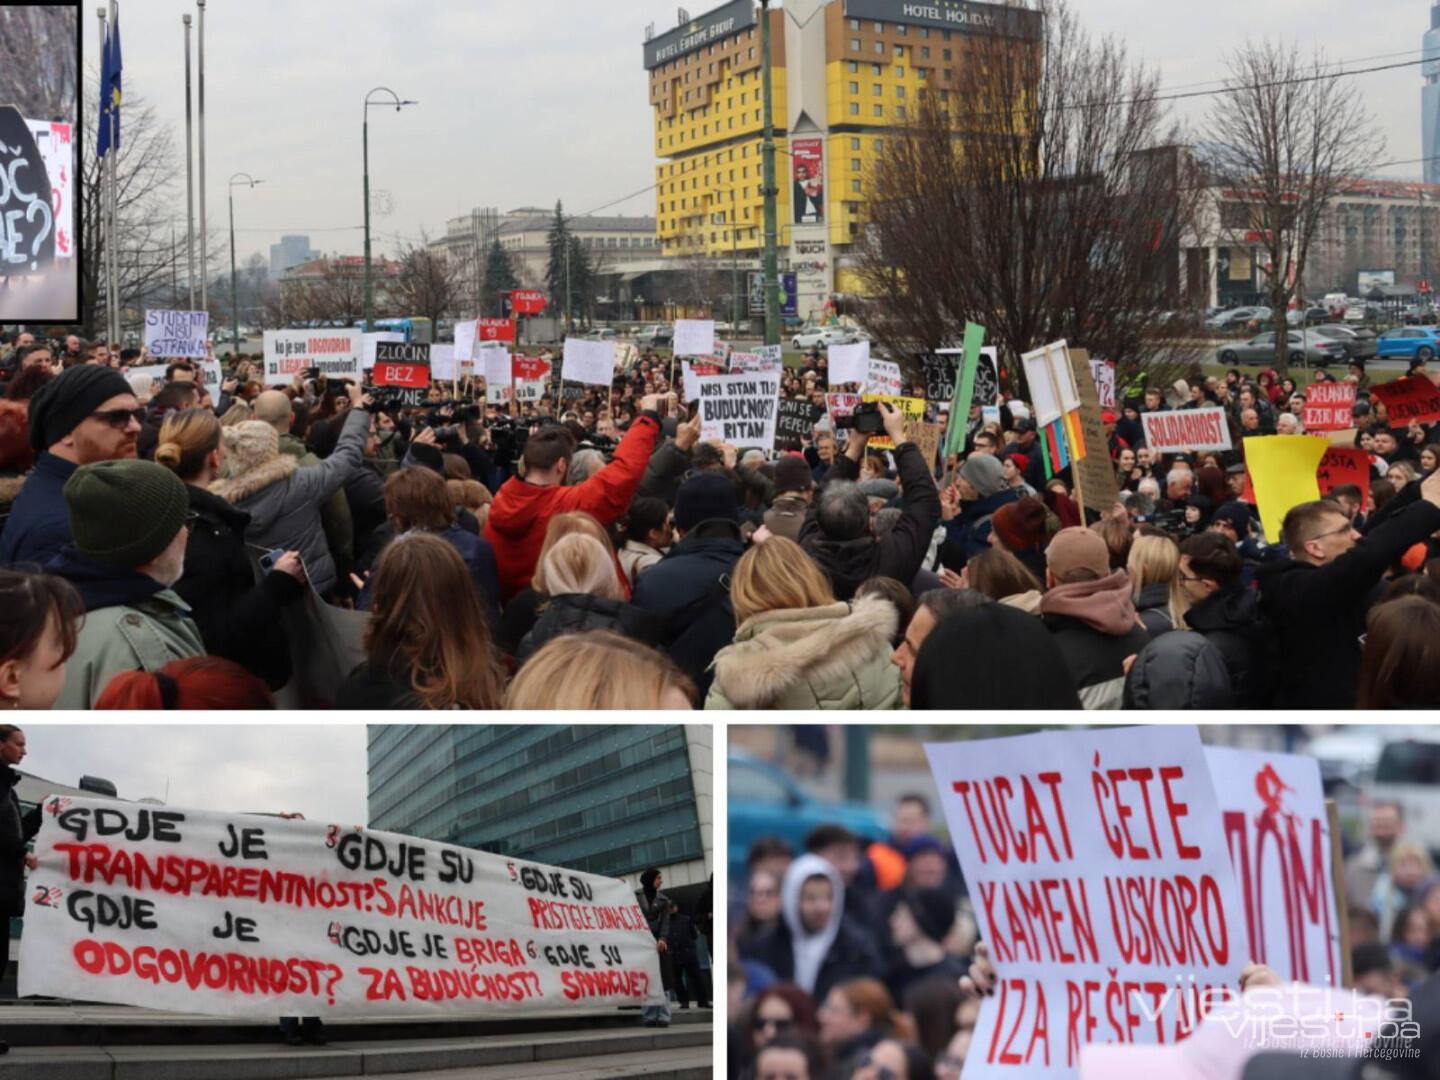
197, 0, 208, 315
183, 13, 196, 310
96, 6, 107, 342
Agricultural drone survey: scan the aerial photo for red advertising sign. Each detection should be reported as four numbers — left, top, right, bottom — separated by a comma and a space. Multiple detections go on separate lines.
1372, 376, 1440, 424
479, 318, 516, 343
1316, 446, 1371, 509
511, 290, 547, 315
792, 138, 824, 225
1300, 381, 1356, 432
512, 356, 551, 382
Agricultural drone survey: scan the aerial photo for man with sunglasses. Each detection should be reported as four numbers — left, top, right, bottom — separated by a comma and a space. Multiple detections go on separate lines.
1258, 464, 1440, 708
0, 365, 142, 567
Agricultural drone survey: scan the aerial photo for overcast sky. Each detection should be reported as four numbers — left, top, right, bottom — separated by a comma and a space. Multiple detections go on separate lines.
107, 1, 1431, 266
20, 725, 369, 823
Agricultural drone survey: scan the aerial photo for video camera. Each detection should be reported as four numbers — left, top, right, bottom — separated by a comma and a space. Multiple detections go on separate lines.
836, 401, 887, 435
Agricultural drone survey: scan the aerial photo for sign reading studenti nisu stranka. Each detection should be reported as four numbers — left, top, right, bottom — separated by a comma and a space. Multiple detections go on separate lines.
19, 797, 664, 1020
144, 310, 209, 359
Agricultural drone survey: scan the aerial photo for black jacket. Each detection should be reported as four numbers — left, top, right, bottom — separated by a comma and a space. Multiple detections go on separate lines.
1135, 582, 1178, 638
335, 658, 423, 710
0, 764, 40, 918
1123, 630, 1235, 709
638, 439, 693, 506
175, 484, 304, 690
1182, 585, 1274, 706
1258, 498, 1440, 708
631, 520, 746, 700
740, 915, 885, 1004
516, 593, 662, 665
801, 443, 941, 600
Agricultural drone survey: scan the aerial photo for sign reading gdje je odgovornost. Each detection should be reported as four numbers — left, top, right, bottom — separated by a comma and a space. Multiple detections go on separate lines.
925, 727, 1249, 1079
19, 798, 663, 1019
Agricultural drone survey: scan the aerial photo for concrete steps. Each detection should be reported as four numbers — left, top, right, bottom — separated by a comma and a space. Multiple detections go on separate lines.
0, 1005, 713, 1080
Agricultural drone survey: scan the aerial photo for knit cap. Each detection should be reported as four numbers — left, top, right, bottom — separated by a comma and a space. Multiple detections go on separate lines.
64, 459, 190, 568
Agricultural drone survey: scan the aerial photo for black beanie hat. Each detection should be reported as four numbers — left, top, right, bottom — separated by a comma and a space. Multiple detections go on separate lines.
900, 886, 956, 944
28, 364, 134, 453
673, 471, 739, 532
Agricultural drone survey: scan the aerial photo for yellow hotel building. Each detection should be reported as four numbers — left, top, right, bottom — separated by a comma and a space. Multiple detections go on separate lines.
643, 0, 1039, 321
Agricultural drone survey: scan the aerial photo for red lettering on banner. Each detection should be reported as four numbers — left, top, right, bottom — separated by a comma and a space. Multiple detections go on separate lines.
407, 965, 543, 1003
374, 363, 430, 389
558, 968, 650, 1001
1373, 376, 1440, 424
526, 896, 647, 933
949, 773, 1073, 867
72, 939, 343, 1003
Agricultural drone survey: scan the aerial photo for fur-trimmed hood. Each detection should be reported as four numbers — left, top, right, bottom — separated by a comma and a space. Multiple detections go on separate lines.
209, 454, 298, 505
710, 593, 899, 709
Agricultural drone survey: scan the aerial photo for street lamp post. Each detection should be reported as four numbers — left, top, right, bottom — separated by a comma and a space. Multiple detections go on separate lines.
759, 0, 781, 347
229, 173, 262, 359
363, 88, 417, 332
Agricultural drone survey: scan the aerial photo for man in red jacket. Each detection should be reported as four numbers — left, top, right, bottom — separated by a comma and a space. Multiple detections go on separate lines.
486, 396, 666, 600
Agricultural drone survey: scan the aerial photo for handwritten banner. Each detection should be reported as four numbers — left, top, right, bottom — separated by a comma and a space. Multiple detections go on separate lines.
373, 342, 432, 390
264, 330, 364, 382
698, 372, 780, 445
561, 339, 616, 387
867, 359, 904, 397
1301, 382, 1356, 433
775, 398, 823, 449
0, 107, 55, 273
925, 727, 1245, 1078
672, 319, 715, 358
144, 310, 210, 359
827, 340, 871, 386
1371, 376, 1440, 425
19, 797, 663, 1020
921, 349, 1000, 407
861, 394, 925, 452
1141, 408, 1234, 453
1089, 359, 1116, 410
1316, 446, 1371, 508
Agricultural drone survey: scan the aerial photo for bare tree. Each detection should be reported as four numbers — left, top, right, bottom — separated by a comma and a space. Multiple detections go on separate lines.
391, 238, 465, 328
855, 0, 1206, 395
1204, 42, 1383, 375
0, 7, 77, 122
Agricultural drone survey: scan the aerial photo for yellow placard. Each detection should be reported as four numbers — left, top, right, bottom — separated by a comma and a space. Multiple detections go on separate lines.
861, 395, 926, 452
1243, 435, 1329, 543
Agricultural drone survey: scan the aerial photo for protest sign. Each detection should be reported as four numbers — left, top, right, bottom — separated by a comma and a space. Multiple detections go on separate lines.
373, 341, 431, 390
756, 344, 784, 367
125, 366, 167, 397
1371, 376, 1440, 425
909, 420, 943, 471
1020, 346, 1064, 427
730, 352, 783, 374
697, 372, 780, 444
1068, 348, 1121, 518
682, 359, 726, 403
867, 359, 903, 397
197, 358, 223, 391
827, 341, 871, 385
265, 330, 364, 382
826, 393, 862, 438
19, 796, 663, 1019
429, 345, 457, 382
861, 394, 925, 452
1243, 435, 1328, 544
921, 349, 1001, 408
361, 333, 405, 372
982, 405, 1002, 429
478, 318, 515, 344
1206, 748, 1342, 988
672, 319, 715, 357
1301, 382, 1356, 433
1089, 359, 1116, 410
561, 338, 616, 387
775, 399, 823, 449
453, 321, 479, 365
512, 356, 551, 383
1141, 408, 1234, 454
0, 106, 55, 273
144, 311, 209, 359
926, 727, 1246, 1078
480, 345, 512, 404
25, 118, 73, 260
1316, 446, 1371, 509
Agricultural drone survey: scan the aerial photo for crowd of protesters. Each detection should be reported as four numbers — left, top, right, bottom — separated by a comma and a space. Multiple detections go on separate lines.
1, 325, 1438, 709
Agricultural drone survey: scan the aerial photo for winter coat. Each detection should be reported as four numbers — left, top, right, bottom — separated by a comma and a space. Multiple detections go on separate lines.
1123, 631, 1235, 708
1182, 584, 1274, 706
637, 438, 694, 506
335, 656, 424, 711
278, 431, 355, 575
0, 452, 77, 567
517, 593, 663, 666
0, 764, 39, 918
356, 525, 502, 626
640, 888, 672, 941
740, 908, 884, 1005
174, 483, 303, 690
619, 539, 664, 583
942, 486, 1022, 568
486, 415, 661, 601
1135, 581, 1179, 638
706, 594, 902, 711
211, 407, 371, 597
46, 549, 206, 709
631, 519, 745, 700
1258, 498, 1440, 708
1040, 570, 1152, 710
801, 444, 941, 601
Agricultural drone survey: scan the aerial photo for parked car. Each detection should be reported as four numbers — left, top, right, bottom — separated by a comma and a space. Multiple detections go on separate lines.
792, 327, 857, 350
1205, 306, 1273, 331
634, 325, 673, 348
1285, 306, 1330, 327
1403, 305, 1439, 326
1369, 734, 1440, 860
1215, 330, 1349, 367
728, 750, 889, 881
587, 328, 617, 341
1376, 326, 1440, 361
1311, 323, 1378, 360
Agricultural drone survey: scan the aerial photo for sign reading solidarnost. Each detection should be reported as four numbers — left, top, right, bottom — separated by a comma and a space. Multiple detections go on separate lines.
828, 340, 871, 386
1301, 382, 1357, 433
0, 106, 56, 273
479, 318, 516, 344
19, 797, 663, 1019
1141, 407, 1233, 453
672, 319, 716, 358
562, 338, 616, 387
1372, 376, 1440, 425
925, 727, 1245, 1078
373, 341, 432, 390
775, 398, 824, 448
144, 310, 209, 359
1205, 748, 1341, 988
698, 372, 780, 445
867, 359, 903, 397
510, 290, 547, 315
264, 330, 364, 382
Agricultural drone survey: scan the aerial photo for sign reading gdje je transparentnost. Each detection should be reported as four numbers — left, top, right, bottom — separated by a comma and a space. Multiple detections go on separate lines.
19, 797, 664, 1019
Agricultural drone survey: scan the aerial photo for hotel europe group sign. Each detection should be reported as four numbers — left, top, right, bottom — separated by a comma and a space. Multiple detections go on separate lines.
843, 0, 1043, 37
644, 0, 758, 69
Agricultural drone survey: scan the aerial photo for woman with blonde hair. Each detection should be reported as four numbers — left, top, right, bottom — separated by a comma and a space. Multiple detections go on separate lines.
154, 408, 305, 689
516, 534, 661, 663
706, 537, 901, 710
1128, 531, 1188, 636
336, 532, 506, 710
499, 510, 629, 656
505, 629, 695, 710
447, 478, 491, 532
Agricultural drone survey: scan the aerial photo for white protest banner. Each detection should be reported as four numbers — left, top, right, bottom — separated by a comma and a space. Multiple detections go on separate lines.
672, 319, 715, 358
19, 797, 664, 1020
1020, 341, 1079, 426
144, 310, 209, 359
925, 726, 1246, 1078
867, 358, 903, 397
1090, 359, 1116, 410
360, 333, 405, 373
682, 359, 727, 403
198, 359, 223, 391
756, 344, 784, 367
729, 352, 783, 374
453, 320, 479, 366
429, 345, 457, 382
124, 366, 167, 398
562, 338, 616, 387
1141, 408, 1234, 453
827, 340, 870, 385
515, 379, 546, 403
1206, 747, 1341, 988
25, 119, 73, 259
264, 330, 363, 382
697, 372, 780, 445
481, 345, 513, 405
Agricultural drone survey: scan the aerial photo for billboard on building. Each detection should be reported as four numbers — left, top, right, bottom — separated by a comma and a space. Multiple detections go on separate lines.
643, 0, 757, 70
843, 0, 1043, 38
750, 272, 798, 317
793, 139, 825, 225
1357, 269, 1396, 294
